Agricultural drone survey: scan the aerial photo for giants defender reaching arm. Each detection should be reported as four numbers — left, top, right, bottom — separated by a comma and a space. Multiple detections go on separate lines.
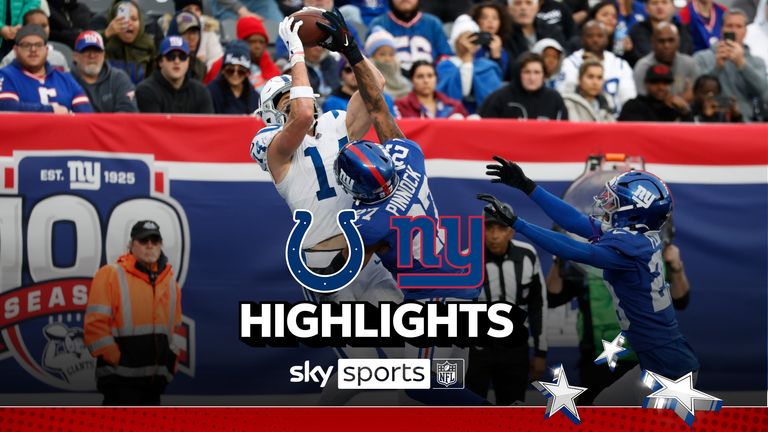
478, 158, 699, 385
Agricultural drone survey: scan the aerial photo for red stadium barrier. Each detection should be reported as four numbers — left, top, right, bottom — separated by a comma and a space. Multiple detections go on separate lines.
2, 113, 766, 165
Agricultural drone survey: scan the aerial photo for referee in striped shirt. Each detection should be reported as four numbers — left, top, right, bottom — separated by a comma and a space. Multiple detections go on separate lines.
466, 201, 548, 405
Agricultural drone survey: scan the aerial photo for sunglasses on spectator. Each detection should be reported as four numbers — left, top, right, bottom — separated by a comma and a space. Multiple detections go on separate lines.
164, 52, 189, 62
137, 236, 162, 245
342, 66, 353, 74
17, 42, 45, 51
224, 66, 248, 77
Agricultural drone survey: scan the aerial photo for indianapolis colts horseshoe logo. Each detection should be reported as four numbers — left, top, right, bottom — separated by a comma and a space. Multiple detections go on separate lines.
285, 209, 365, 293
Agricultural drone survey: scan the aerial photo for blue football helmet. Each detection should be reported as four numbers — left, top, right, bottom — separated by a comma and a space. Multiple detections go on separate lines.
593, 170, 673, 232
334, 140, 399, 204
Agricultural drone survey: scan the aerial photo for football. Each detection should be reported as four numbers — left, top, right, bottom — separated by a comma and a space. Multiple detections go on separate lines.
289, 7, 330, 48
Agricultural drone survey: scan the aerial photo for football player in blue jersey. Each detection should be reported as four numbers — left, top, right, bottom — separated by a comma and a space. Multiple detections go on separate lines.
318, 7, 482, 302
478, 156, 699, 403
318, 8, 487, 405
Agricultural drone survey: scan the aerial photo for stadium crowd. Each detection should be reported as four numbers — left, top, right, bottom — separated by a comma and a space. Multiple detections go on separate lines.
0, 0, 765, 121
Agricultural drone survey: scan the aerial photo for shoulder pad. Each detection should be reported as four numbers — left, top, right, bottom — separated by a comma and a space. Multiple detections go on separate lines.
384, 138, 422, 152
317, 109, 348, 133
598, 229, 649, 258
250, 125, 282, 171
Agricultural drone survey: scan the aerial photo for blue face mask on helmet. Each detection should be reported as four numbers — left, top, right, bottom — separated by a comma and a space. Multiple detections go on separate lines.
593, 170, 673, 232
334, 140, 400, 204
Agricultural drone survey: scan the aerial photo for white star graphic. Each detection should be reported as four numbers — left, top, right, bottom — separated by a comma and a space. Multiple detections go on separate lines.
642, 370, 723, 426
594, 332, 629, 371
533, 364, 588, 424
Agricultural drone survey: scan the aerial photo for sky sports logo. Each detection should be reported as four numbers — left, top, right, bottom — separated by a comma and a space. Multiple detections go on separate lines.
289, 359, 465, 390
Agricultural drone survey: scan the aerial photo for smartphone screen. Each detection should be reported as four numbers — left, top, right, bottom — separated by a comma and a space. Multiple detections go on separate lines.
723, 32, 735, 41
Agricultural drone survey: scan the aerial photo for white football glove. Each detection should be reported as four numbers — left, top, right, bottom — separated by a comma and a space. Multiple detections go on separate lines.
279, 16, 305, 67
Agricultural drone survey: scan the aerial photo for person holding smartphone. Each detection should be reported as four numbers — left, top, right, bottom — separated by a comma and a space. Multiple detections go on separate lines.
693, 10, 768, 122
436, 14, 502, 114
102, 0, 157, 84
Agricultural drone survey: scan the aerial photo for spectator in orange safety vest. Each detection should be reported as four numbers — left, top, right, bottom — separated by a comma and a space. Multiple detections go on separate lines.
84, 220, 182, 406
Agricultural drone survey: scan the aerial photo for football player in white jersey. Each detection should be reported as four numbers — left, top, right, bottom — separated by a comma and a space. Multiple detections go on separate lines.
249, 15, 402, 404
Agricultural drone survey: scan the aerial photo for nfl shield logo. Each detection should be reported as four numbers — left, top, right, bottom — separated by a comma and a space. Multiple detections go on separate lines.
436, 361, 458, 387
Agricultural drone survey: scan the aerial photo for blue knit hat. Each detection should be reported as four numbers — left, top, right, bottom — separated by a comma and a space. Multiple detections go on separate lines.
365, 26, 396, 56
223, 40, 251, 69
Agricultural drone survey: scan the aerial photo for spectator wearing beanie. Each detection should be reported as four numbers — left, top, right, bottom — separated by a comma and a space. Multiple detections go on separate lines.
0, 24, 93, 113
531, 37, 564, 89
174, 0, 224, 70
368, 0, 453, 72
167, 11, 206, 80
203, 16, 279, 90
436, 14, 502, 114
366, 26, 411, 99
208, 40, 259, 114
1, 9, 71, 72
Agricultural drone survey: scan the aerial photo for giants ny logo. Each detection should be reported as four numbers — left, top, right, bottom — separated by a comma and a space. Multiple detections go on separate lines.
285, 211, 483, 293
390, 215, 484, 290
67, 160, 101, 190
632, 185, 657, 209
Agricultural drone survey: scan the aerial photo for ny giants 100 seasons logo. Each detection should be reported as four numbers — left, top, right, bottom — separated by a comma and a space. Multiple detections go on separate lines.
0, 151, 195, 390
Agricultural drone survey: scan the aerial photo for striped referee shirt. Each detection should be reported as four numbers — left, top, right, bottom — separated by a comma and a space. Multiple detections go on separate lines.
481, 239, 548, 355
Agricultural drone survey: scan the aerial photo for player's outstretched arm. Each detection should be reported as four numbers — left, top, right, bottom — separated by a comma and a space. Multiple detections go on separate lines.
318, 8, 403, 142
267, 17, 316, 180
353, 56, 404, 142
346, 58, 387, 141
487, 156, 597, 238
478, 193, 630, 270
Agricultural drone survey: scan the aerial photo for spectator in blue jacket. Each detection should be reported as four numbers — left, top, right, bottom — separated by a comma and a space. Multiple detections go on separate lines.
208, 40, 259, 114
0, 24, 92, 112
437, 14, 502, 114
368, 0, 453, 72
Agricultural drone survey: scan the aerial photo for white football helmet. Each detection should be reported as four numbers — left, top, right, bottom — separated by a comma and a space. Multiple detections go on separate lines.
255, 74, 321, 126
